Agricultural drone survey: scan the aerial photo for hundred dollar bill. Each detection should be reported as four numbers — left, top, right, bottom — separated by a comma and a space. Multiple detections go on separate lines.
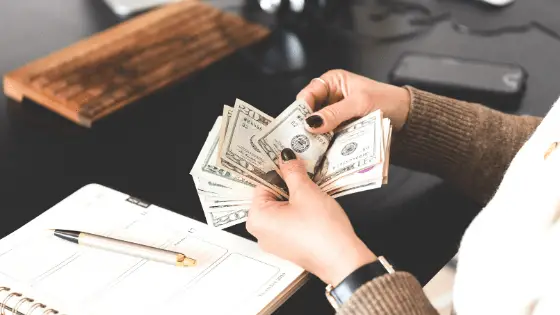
196, 179, 254, 200
382, 124, 393, 184
192, 177, 249, 229
207, 204, 248, 211
256, 100, 333, 178
190, 117, 256, 196
219, 99, 289, 198
314, 110, 383, 188
215, 104, 277, 197
324, 163, 384, 194
195, 192, 248, 229
217, 105, 233, 164
321, 116, 389, 192
330, 180, 383, 199
203, 194, 252, 203
208, 209, 249, 229
205, 200, 252, 207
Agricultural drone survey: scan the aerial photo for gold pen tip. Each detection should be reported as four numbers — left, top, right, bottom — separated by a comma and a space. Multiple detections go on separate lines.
182, 259, 197, 267
176, 254, 197, 267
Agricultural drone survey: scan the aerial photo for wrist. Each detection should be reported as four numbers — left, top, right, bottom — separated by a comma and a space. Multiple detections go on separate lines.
392, 86, 412, 131
324, 255, 395, 310
323, 241, 377, 286
371, 83, 411, 132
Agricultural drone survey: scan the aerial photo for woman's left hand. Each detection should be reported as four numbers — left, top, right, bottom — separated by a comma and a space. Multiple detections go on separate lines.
247, 148, 377, 286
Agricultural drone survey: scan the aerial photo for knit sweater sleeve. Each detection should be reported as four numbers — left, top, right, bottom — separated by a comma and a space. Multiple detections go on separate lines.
391, 86, 542, 205
337, 272, 439, 315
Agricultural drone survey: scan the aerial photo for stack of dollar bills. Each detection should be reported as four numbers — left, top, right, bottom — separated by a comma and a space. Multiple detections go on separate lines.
190, 99, 392, 229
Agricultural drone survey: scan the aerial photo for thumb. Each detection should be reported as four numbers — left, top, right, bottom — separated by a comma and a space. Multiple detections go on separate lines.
252, 185, 278, 208
304, 98, 362, 134
278, 148, 313, 195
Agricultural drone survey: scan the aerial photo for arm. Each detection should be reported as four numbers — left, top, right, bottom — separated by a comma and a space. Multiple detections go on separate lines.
249, 71, 542, 315
247, 151, 442, 315
392, 86, 542, 205
337, 272, 439, 315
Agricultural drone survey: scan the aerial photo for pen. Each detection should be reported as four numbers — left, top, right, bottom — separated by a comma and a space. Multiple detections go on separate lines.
51, 229, 196, 267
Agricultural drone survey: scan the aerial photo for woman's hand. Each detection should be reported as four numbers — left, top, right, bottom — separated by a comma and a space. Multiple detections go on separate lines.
297, 69, 411, 133
247, 149, 376, 286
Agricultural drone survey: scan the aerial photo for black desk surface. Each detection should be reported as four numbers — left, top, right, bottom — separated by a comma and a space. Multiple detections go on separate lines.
1, 0, 559, 313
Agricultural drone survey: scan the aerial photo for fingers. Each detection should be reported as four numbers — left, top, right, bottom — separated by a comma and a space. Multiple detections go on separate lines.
296, 70, 347, 110
296, 78, 330, 110
247, 185, 286, 237
278, 148, 313, 195
304, 98, 361, 134
251, 185, 277, 207
296, 70, 361, 134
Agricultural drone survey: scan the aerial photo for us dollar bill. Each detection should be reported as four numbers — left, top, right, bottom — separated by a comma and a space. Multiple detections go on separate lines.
208, 209, 249, 229
192, 99, 393, 229
196, 178, 252, 198
190, 116, 256, 195
203, 194, 252, 203
255, 100, 333, 178
329, 180, 383, 199
314, 110, 383, 188
322, 116, 390, 192
219, 99, 289, 198
323, 163, 384, 193
205, 200, 252, 207
217, 105, 233, 164
382, 122, 393, 184
216, 105, 278, 197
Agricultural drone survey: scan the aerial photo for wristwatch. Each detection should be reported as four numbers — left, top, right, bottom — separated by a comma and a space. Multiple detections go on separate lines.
325, 256, 395, 310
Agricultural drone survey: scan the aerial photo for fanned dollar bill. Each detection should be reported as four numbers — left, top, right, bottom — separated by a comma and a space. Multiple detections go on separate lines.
314, 110, 383, 188
323, 117, 391, 193
219, 99, 289, 198
192, 175, 249, 229
255, 100, 333, 178
190, 117, 255, 196
217, 105, 233, 165
191, 99, 394, 230
208, 209, 250, 229
330, 180, 383, 199
194, 182, 250, 229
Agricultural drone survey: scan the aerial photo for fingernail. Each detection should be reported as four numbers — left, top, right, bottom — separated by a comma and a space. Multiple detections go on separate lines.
305, 115, 323, 128
281, 148, 296, 162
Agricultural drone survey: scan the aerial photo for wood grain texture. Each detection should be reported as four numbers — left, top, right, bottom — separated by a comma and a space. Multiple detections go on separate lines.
2, 0, 270, 127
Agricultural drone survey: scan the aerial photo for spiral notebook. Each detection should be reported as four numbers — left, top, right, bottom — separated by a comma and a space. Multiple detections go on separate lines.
0, 184, 307, 315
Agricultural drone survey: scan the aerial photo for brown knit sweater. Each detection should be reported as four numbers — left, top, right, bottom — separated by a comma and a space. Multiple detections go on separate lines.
336, 86, 542, 315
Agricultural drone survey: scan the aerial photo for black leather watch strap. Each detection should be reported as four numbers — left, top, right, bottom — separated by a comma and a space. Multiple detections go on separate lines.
330, 257, 394, 305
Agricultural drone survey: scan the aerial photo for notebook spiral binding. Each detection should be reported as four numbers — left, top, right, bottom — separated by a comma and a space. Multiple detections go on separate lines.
0, 287, 64, 315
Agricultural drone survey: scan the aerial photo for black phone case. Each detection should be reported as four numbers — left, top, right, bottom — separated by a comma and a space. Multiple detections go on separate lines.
388, 52, 528, 111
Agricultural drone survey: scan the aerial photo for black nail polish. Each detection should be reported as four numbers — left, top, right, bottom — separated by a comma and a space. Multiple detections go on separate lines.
281, 148, 296, 162
305, 115, 324, 128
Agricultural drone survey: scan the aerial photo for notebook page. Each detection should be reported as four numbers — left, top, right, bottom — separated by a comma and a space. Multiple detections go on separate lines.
0, 184, 306, 315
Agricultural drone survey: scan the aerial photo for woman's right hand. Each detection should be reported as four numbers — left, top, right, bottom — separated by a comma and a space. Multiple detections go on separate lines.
296, 69, 412, 133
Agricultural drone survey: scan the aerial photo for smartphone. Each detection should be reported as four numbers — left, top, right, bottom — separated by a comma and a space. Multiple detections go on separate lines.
389, 52, 528, 111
